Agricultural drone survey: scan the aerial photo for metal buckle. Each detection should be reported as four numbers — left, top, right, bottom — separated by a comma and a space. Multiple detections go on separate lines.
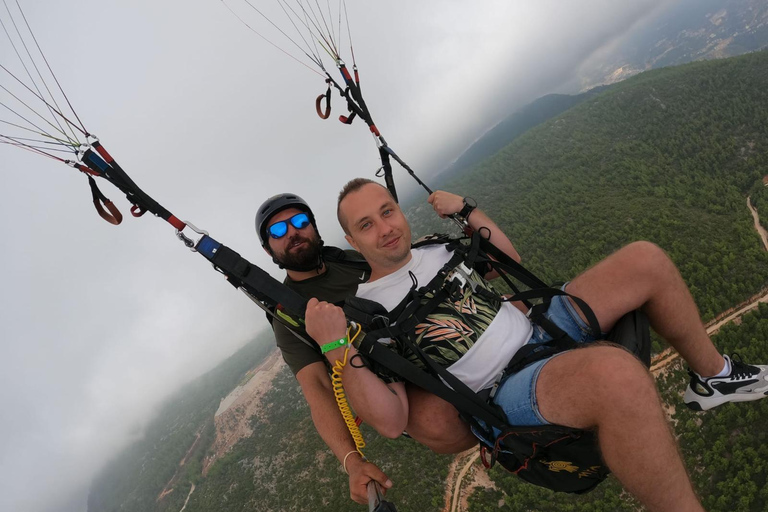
487, 371, 505, 401
447, 262, 478, 294
175, 222, 209, 252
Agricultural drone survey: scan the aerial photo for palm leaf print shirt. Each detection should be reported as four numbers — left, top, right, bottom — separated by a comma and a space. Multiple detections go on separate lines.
356, 244, 533, 391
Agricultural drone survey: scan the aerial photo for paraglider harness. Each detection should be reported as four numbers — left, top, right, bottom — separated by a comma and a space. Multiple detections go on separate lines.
343, 231, 651, 494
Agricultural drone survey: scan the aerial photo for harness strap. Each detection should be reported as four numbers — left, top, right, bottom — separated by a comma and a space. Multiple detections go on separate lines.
478, 235, 548, 289
356, 335, 509, 431
513, 288, 602, 339
383, 247, 467, 336
339, 88, 358, 125
316, 81, 332, 119
87, 175, 123, 225
381, 237, 601, 344
411, 233, 457, 249
500, 333, 579, 380
394, 288, 448, 336
376, 146, 397, 203
195, 234, 308, 318
321, 246, 370, 271
80, 142, 186, 231
244, 290, 319, 352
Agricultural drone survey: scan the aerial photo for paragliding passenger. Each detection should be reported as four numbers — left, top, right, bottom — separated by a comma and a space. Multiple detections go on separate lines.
256, 193, 392, 505
303, 178, 768, 512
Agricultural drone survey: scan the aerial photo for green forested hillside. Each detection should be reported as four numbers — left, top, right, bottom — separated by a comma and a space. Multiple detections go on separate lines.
433, 87, 609, 188
87, 334, 275, 512
410, 50, 768, 322
186, 368, 451, 512
88, 338, 452, 512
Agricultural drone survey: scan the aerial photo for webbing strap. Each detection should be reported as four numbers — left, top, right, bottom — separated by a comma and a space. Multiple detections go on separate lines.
316, 81, 332, 119
87, 176, 122, 225
242, 288, 319, 352
382, 247, 467, 335
75, 141, 315, 335
357, 336, 509, 430
377, 146, 397, 202
511, 288, 602, 339
380, 236, 601, 344
81, 142, 185, 231
195, 235, 308, 318
477, 235, 548, 290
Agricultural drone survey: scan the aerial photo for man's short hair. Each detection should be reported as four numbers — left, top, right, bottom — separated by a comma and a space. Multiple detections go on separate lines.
337, 178, 391, 234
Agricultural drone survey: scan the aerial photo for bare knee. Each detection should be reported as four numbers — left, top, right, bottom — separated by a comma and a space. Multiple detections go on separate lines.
538, 346, 657, 428
623, 241, 675, 278
584, 346, 654, 396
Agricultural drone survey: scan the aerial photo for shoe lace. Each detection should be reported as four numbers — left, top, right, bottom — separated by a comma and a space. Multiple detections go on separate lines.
728, 353, 759, 380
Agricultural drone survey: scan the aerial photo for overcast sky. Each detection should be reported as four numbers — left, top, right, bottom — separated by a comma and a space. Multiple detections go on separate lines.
0, 1, 672, 510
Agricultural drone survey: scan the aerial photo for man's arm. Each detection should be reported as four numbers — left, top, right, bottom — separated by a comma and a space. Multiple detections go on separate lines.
304, 298, 410, 438
272, 320, 392, 504
295, 361, 392, 504
428, 191, 520, 279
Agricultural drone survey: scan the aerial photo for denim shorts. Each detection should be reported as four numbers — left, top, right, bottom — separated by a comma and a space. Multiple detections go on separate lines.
472, 287, 599, 442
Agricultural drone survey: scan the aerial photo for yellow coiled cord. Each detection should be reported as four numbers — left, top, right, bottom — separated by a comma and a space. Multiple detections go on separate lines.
331, 323, 366, 457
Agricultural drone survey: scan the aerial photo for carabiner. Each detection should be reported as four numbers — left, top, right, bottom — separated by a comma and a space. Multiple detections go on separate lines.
175, 221, 209, 252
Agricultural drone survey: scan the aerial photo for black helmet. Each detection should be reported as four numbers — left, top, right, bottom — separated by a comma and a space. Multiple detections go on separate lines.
255, 193, 318, 247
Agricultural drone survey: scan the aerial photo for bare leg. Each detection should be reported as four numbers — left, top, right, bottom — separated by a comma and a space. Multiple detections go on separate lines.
567, 241, 724, 376
537, 345, 704, 512
404, 384, 477, 454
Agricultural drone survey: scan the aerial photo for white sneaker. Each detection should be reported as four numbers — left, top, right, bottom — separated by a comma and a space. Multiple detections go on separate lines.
683, 354, 768, 411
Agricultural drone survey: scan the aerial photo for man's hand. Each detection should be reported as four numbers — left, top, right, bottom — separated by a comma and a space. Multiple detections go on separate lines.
346, 453, 393, 505
427, 190, 464, 219
305, 297, 348, 346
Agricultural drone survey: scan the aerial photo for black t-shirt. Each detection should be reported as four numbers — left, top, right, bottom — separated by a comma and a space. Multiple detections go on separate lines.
272, 249, 370, 375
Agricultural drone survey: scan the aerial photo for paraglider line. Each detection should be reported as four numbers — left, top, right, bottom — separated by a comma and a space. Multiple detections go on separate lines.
0, 92, 76, 144
342, 0, 355, 67
298, 0, 339, 58
0, 1, 77, 143
12, 0, 88, 135
0, 117, 76, 147
0, 133, 70, 162
0, 132, 76, 150
0, 81, 79, 144
313, 0, 338, 56
239, 0, 326, 68
0, 63, 87, 138
273, 0, 325, 67
275, 0, 337, 63
222, 0, 324, 75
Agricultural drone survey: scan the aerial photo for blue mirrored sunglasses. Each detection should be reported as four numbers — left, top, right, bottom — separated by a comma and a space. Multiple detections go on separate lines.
268, 212, 311, 239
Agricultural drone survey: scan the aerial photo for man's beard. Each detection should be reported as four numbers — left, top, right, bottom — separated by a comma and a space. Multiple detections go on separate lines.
276, 233, 323, 271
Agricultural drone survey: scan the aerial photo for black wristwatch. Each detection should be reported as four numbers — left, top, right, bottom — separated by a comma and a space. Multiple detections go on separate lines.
458, 197, 477, 221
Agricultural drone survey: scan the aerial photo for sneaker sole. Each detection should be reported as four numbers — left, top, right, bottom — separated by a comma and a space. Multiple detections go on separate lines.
684, 390, 768, 411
